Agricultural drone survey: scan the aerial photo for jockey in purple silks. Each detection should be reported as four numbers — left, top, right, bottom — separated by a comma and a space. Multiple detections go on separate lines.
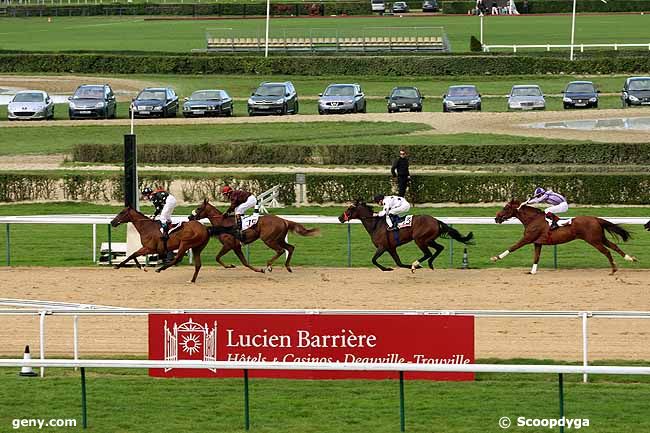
523, 187, 569, 230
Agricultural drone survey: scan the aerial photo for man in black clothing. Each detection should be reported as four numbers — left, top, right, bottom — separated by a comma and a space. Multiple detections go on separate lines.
391, 149, 410, 197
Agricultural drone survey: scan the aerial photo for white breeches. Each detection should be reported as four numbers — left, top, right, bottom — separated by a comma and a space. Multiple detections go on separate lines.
385, 202, 411, 226
235, 195, 257, 216
545, 202, 568, 214
156, 195, 177, 224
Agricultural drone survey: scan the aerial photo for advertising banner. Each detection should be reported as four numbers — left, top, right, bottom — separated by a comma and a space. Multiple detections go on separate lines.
149, 313, 474, 380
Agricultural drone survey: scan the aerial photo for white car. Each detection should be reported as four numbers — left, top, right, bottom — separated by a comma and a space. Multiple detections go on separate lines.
8, 90, 54, 120
507, 85, 546, 111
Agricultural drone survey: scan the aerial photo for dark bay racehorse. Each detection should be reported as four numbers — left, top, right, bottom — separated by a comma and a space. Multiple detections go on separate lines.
190, 199, 320, 273
110, 207, 210, 283
491, 200, 637, 274
338, 200, 474, 272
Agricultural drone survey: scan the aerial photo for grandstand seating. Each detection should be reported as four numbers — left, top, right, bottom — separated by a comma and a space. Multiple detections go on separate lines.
206, 36, 448, 52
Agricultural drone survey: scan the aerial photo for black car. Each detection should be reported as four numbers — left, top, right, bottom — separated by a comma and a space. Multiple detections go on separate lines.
386, 86, 424, 113
562, 81, 599, 109
621, 77, 650, 108
248, 81, 299, 116
130, 87, 179, 118
183, 89, 233, 117
68, 84, 117, 119
422, 0, 438, 12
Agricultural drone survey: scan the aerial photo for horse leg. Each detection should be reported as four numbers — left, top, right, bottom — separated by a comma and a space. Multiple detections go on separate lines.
262, 240, 286, 273
215, 244, 236, 269
372, 247, 392, 271
114, 247, 151, 270
529, 243, 542, 274
427, 241, 445, 270
280, 240, 295, 273
156, 242, 187, 273
189, 243, 205, 283
412, 240, 433, 273
387, 248, 410, 270
586, 240, 618, 274
231, 245, 265, 273
603, 239, 637, 262
491, 238, 532, 263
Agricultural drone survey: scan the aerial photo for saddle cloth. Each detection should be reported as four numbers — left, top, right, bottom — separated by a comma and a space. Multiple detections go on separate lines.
159, 222, 182, 235
547, 217, 573, 228
242, 214, 260, 231
397, 215, 413, 229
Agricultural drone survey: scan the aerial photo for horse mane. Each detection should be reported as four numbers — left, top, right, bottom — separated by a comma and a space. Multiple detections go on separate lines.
128, 206, 149, 219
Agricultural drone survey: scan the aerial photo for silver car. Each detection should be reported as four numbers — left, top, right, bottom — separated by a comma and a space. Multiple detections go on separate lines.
8, 90, 54, 120
318, 84, 366, 114
507, 85, 545, 111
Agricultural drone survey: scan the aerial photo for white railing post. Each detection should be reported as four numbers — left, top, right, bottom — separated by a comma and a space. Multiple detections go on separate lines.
92, 224, 97, 263
582, 312, 588, 383
39, 311, 46, 377
73, 315, 79, 369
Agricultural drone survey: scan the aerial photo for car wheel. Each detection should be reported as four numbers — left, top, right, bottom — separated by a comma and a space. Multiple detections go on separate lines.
352, 104, 358, 114
318, 109, 324, 115
622, 99, 627, 108
293, 101, 299, 115
563, 104, 570, 110
476, 104, 482, 112
442, 105, 448, 113
226, 108, 233, 117
361, 102, 367, 113
593, 102, 598, 109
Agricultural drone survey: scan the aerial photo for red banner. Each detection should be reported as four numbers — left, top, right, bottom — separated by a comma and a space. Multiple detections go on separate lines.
148, 313, 474, 380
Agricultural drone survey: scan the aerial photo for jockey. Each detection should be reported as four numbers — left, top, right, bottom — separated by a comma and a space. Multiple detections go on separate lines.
142, 186, 177, 261
373, 194, 411, 231
221, 185, 258, 237
524, 187, 569, 230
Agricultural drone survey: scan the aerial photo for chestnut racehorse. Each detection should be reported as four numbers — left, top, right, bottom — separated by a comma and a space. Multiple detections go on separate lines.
110, 207, 210, 283
338, 200, 474, 272
190, 199, 320, 273
491, 200, 637, 274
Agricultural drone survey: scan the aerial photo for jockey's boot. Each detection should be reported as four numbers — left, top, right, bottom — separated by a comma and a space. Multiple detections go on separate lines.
546, 212, 560, 230
234, 215, 243, 240
389, 215, 400, 231
160, 222, 172, 263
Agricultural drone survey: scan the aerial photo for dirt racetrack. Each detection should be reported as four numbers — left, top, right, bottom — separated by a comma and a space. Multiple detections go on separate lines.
1, 267, 649, 361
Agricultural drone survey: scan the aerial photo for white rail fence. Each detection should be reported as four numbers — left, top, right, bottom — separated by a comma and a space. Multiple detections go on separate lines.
483, 43, 650, 52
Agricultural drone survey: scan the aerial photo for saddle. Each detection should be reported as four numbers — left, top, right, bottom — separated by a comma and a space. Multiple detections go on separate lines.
158, 221, 182, 236
241, 214, 260, 231
385, 215, 411, 231
545, 217, 572, 228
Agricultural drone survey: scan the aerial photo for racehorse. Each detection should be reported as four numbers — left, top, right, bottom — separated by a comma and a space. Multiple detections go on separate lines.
190, 199, 320, 273
110, 207, 210, 283
491, 199, 637, 274
338, 200, 474, 272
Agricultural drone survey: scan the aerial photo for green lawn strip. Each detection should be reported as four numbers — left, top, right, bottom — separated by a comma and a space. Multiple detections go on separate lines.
0, 203, 648, 268
0, 363, 649, 433
1, 14, 650, 54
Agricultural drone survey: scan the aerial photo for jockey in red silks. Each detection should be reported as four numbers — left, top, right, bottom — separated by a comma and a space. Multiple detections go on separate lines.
373, 194, 411, 231
221, 186, 258, 237
523, 187, 569, 230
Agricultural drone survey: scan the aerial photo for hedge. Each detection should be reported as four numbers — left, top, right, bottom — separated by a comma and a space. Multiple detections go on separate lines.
73, 142, 650, 166
441, 0, 650, 14
3, 172, 650, 205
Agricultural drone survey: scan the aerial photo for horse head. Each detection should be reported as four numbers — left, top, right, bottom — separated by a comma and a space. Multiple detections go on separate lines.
495, 199, 521, 224
190, 199, 225, 223
338, 199, 374, 223
111, 207, 133, 227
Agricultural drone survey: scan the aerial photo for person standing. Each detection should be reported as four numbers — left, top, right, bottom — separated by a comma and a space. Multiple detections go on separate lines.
391, 149, 410, 197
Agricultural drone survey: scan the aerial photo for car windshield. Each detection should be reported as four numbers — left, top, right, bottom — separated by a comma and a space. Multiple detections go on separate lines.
395, 2, 406, 5
372, 0, 384, 4
255, 85, 286, 97
138, 90, 166, 100
448, 87, 478, 97
566, 83, 595, 93
392, 88, 419, 98
190, 91, 224, 100
73, 87, 104, 99
629, 79, 650, 91
324, 86, 355, 97
13, 93, 45, 103
511, 87, 542, 97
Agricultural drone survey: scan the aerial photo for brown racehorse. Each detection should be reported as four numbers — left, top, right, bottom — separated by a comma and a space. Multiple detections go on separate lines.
338, 200, 474, 272
491, 199, 637, 274
190, 199, 320, 273
110, 207, 210, 283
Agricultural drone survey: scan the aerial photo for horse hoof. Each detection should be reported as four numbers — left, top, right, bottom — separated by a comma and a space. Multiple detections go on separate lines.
286, 267, 293, 273
490, 256, 499, 263
624, 254, 637, 262
259, 268, 265, 274
142, 268, 148, 272
112, 265, 120, 270
266, 266, 273, 273
155, 268, 162, 273
382, 268, 394, 272
227, 265, 236, 269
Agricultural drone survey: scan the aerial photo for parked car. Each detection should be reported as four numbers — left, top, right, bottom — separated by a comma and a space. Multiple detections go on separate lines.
182, 90, 233, 117
507, 85, 545, 111
621, 76, 650, 108
442, 85, 481, 112
422, 0, 438, 12
7, 90, 54, 120
318, 84, 366, 114
130, 87, 178, 118
392, 1, 409, 12
371, 0, 386, 13
248, 81, 299, 116
68, 84, 117, 119
386, 86, 424, 113
562, 81, 599, 109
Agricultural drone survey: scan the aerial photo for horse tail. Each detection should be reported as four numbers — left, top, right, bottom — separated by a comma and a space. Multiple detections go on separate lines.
287, 221, 320, 237
438, 221, 475, 245
599, 219, 631, 242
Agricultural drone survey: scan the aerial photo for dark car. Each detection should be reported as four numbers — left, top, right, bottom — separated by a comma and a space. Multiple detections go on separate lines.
182, 89, 233, 117
422, 0, 438, 12
386, 86, 424, 113
318, 83, 366, 114
621, 77, 650, 108
442, 85, 481, 112
130, 87, 178, 118
248, 81, 298, 116
68, 84, 117, 119
392, 1, 409, 12
562, 81, 599, 109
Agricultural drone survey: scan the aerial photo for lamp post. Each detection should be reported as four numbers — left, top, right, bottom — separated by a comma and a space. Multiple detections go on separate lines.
569, 0, 577, 60
264, 0, 271, 57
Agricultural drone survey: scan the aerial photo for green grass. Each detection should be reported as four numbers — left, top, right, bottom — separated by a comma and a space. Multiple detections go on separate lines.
2, 14, 650, 53
1, 202, 649, 269
0, 365, 649, 433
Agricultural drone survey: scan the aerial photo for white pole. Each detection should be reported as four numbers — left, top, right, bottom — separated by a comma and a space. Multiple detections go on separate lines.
480, 13, 484, 45
92, 224, 97, 263
130, 103, 134, 135
264, 0, 270, 58
39, 311, 45, 377
570, 0, 577, 61
73, 315, 79, 371
582, 312, 588, 383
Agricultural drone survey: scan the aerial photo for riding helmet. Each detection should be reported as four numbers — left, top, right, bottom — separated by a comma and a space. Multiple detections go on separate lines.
373, 194, 385, 203
221, 185, 233, 194
534, 187, 546, 196
141, 186, 153, 196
